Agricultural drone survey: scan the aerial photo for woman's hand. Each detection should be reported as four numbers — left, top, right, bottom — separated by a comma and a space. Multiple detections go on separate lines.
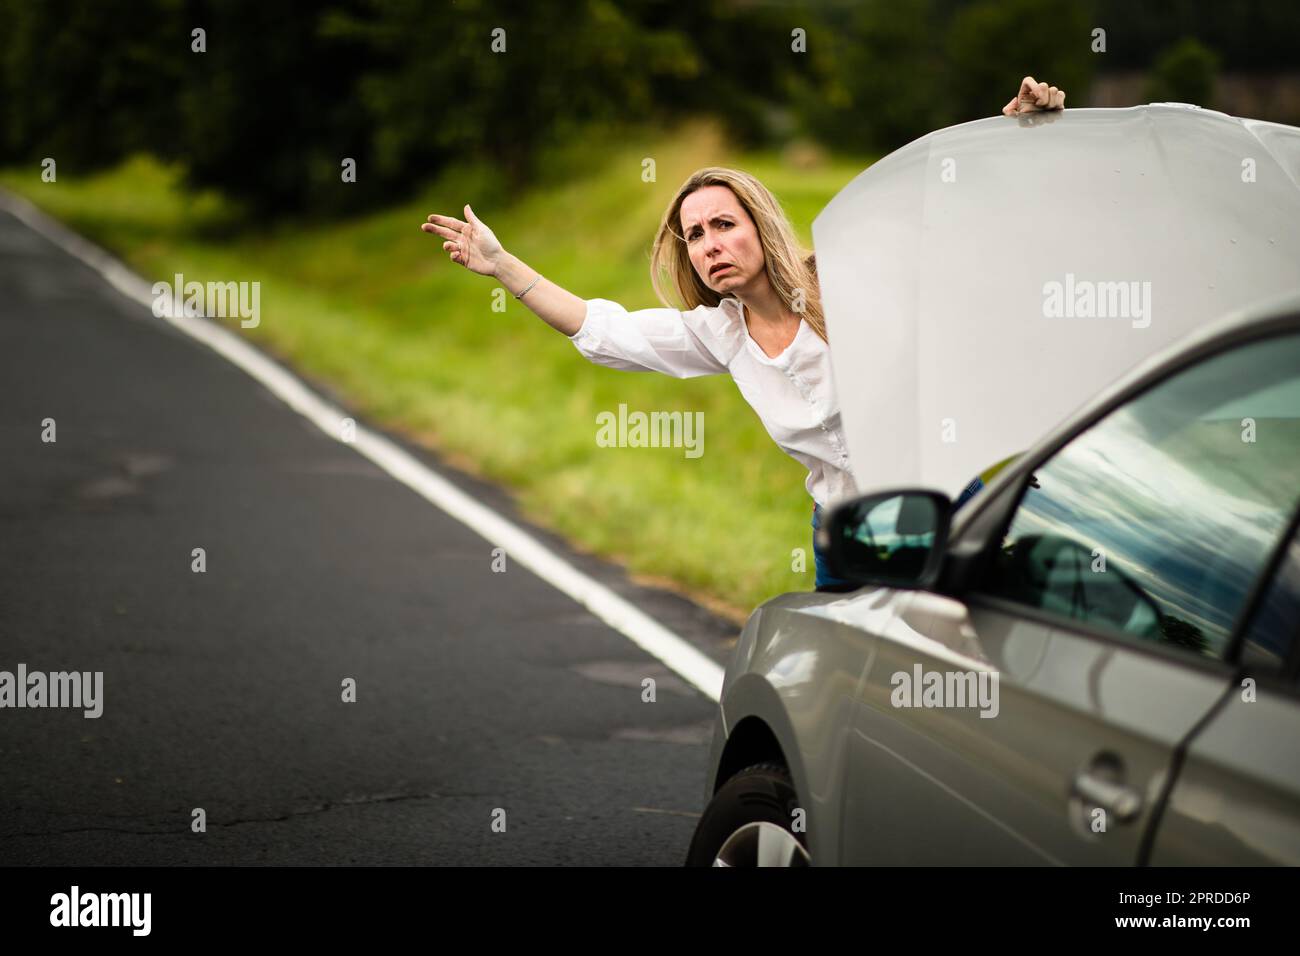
1003, 75, 1066, 116
421, 204, 504, 277
421, 205, 587, 336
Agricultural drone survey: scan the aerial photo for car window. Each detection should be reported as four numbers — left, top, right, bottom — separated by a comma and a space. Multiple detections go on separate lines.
1240, 526, 1300, 673
981, 331, 1300, 661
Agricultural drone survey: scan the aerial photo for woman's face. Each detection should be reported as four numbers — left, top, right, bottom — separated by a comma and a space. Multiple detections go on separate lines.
679, 185, 764, 294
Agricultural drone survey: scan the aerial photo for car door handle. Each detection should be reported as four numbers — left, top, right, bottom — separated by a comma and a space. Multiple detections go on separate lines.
1072, 771, 1142, 823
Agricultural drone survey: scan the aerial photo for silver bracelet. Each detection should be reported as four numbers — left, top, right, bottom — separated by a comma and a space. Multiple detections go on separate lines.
515, 274, 542, 300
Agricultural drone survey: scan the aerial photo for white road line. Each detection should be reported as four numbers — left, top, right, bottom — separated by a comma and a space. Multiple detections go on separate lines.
0, 189, 726, 701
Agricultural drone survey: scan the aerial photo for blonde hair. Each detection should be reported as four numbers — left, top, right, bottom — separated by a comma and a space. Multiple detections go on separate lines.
649, 167, 827, 345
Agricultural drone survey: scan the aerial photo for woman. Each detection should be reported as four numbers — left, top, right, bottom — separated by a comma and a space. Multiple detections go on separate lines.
422, 77, 1065, 590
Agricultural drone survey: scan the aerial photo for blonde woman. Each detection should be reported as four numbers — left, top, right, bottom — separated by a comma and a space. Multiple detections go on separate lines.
422, 78, 1065, 590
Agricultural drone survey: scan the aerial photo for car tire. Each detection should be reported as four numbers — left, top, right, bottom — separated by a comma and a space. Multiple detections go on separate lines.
684, 762, 811, 866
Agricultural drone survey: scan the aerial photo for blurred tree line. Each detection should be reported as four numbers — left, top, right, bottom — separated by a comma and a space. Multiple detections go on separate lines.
3, 0, 1297, 218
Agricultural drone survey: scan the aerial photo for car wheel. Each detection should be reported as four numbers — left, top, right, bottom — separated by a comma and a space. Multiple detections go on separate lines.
685, 762, 811, 866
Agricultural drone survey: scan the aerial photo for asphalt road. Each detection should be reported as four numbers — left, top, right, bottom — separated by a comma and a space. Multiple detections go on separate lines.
0, 206, 739, 866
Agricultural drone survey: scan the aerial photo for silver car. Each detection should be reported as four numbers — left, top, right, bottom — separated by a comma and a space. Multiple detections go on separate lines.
688, 106, 1300, 866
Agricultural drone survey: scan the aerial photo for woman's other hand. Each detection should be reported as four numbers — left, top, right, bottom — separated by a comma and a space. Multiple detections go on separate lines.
1002, 75, 1066, 116
421, 204, 504, 276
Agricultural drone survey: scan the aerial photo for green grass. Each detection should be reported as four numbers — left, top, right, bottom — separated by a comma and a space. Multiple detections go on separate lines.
1, 119, 873, 622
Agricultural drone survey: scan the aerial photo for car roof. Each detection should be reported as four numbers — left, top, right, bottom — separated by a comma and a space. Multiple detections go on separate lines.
812, 105, 1300, 498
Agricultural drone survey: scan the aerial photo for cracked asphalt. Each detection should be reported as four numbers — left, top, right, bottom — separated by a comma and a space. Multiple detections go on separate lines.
0, 206, 740, 865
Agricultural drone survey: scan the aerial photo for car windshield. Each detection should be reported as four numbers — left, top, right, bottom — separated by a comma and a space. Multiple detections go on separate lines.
991, 332, 1300, 656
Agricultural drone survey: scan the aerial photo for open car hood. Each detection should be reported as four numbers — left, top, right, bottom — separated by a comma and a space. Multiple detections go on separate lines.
811, 105, 1300, 498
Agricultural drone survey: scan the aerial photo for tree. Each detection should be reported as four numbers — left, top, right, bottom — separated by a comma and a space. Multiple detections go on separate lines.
1144, 37, 1221, 109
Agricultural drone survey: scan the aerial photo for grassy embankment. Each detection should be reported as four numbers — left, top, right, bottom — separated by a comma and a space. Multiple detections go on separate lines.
1, 119, 871, 623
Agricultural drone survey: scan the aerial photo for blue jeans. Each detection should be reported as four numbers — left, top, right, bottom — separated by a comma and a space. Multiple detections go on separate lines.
811, 503, 851, 590
952, 475, 985, 511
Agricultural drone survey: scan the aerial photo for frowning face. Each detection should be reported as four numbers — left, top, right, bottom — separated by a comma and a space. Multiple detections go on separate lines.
680, 185, 765, 294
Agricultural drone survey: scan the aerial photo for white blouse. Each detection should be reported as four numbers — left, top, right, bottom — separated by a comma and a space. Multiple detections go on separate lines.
568, 296, 859, 510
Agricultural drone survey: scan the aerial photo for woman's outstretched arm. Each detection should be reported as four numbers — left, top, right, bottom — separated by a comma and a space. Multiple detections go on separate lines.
421, 205, 586, 337
421, 204, 732, 377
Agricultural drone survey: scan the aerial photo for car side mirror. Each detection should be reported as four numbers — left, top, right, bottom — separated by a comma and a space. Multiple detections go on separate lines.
815, 489, 952, 589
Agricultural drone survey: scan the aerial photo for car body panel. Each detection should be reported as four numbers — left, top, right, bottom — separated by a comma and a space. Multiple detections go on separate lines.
811, 106, 1300, 498
1149, 687, 1300, 865
704, 587, 907, 864
842, 592, 1232, 864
